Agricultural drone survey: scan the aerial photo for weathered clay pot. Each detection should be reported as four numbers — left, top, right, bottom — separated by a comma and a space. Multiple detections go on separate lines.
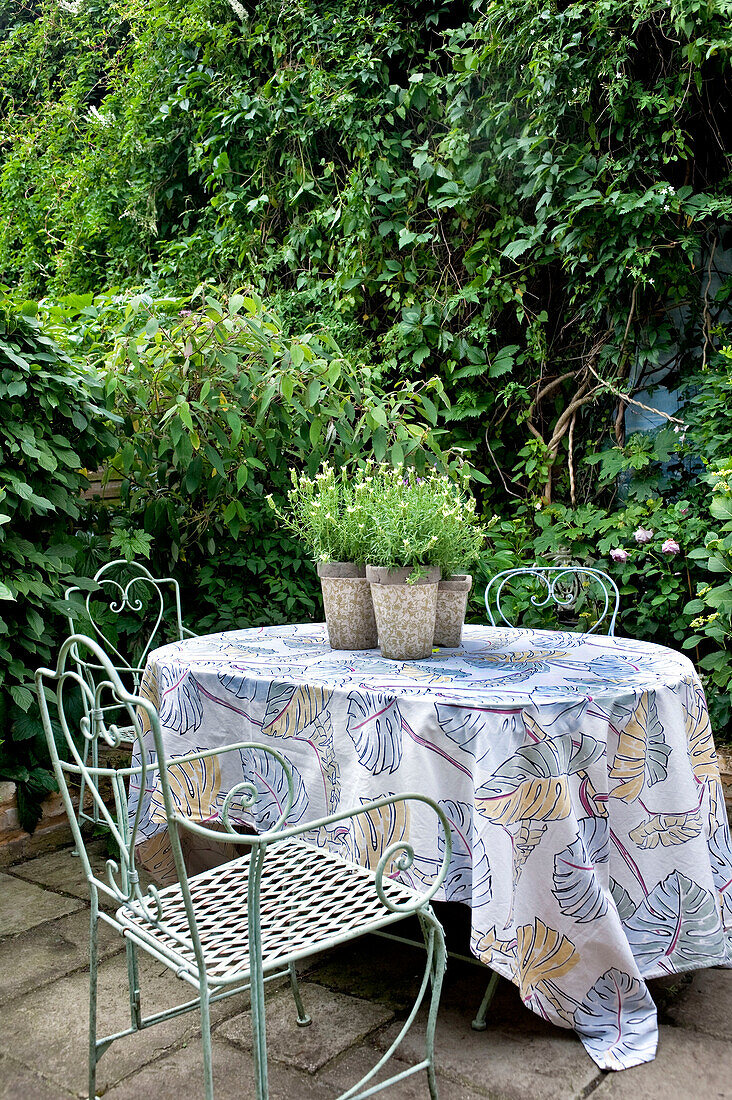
317, 561, 378, 650
365, 565, 440, 660
434, 574, 473, 648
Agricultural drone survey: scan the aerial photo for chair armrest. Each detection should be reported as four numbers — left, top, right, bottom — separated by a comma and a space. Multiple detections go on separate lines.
169, 749, 453, 916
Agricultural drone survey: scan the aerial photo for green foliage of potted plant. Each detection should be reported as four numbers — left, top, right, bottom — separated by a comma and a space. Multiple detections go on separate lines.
360, 464, 484, 659
267, 466, 378, 650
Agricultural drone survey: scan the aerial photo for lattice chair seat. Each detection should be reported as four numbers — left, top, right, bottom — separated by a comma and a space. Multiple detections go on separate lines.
119, 839, 421, 987
36, 635, 450, 1100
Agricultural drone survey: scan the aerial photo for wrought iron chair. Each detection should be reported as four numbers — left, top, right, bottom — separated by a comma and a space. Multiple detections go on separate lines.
484, 566, 620, 636
471, 564, 620, 1033
35, 635, 450, 1100
64, 558, 197, 826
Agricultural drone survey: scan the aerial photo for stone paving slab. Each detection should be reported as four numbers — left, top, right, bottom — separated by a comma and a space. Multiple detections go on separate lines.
0, 1051, 77, 1100
104, 1023, 485, 1100
0, 871, 83, 936
0, 907, 123, 1005
103, 1038, 327, 1100
318, 1045, 489, 1100
7, 837, 154, 911
376, 1008, 602, 1100
0, 946, 247, 1096
664, 968, 732, 1041
7, 837, 109, 900
292, 936, 426, 1012
218, 981, 394, 1074
2, 844, 732, 1100
591, 1026, 732, 1099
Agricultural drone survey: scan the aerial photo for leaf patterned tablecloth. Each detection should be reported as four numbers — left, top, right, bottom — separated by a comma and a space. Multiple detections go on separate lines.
131, 624, 732, 1070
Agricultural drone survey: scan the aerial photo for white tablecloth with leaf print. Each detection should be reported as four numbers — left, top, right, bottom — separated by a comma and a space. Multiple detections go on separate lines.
130, 623, 732, 1071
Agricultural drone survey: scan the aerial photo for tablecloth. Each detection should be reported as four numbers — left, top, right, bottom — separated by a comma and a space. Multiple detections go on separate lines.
130, 623, 732, 1070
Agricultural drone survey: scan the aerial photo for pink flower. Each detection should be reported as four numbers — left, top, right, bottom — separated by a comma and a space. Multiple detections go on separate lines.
610, 548, 628, 563
662, 538, 681, 555
634, 527, 654, 544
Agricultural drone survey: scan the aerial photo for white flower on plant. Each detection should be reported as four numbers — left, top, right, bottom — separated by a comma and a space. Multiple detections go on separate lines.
634, 527, 654, 543
661, 538, 681, 555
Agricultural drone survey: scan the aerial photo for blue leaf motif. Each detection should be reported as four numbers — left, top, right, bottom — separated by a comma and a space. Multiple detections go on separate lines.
553, 817, 609, 923
623, 871, 724, 973
217, 670, 260, 702
709, 820, 732, 917
436, 704, 525, 763
435, 703, 487, 758
261, 681, 297, 729
644, 696, 671, 787
610, 878, 636, 923
573, 968, 657, 1070
567, 733, 605, 774
158, 664, 203, 735
238, 746, 308, 829
438, 799, 492, 907
346, 692, 402, 774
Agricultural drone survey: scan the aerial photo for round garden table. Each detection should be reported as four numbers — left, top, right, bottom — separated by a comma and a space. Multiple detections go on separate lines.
130, 623, 732, 1071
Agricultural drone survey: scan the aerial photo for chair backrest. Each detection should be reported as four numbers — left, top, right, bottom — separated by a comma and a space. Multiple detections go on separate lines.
64, 558, 187, 691
35, 634, 163, 909
485, 566, 620, 635
34, 635, 284, 948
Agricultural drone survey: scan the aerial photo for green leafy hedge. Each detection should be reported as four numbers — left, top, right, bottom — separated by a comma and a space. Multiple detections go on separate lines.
0, 297, 117, 829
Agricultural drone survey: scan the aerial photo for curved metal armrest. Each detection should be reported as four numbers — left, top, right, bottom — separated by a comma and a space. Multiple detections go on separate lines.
174, 787, 452, 915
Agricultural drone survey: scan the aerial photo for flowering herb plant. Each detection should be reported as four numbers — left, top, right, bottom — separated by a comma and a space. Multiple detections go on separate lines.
360, 462, 485, 582
267, 460, 485, 580
266, 464, 372, 564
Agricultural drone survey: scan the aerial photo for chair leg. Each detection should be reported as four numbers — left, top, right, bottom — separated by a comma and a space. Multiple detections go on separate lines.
421, 912, 447, 1100
471, 970, 500, 1031
125, 938, 142, 1031
287, 962, 311, 1027
88, 897, 99, 1100
199, 981, 215, 1100
249, 952, 269, 1099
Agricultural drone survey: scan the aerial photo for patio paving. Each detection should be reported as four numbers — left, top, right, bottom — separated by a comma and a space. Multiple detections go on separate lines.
1, 842, 731, 1099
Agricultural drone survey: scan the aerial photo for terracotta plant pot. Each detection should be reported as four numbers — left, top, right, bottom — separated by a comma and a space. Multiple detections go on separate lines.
365, 565, 440, 660
317, 561, 378, 650
434, 574, 473, 648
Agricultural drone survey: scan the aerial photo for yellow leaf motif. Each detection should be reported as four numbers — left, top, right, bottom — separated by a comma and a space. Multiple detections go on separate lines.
609, 693, 669, 803
523, 715, 608, 819
265, 684, 333, 737
684, 678, 718, 783
472, 925, 518, 969
150, 755, 222, 824
522, 713, 548, 742
354, 799, 410, 876
476, 776, 571, 826
629, 811, 703, 849
469, 649, 567, 665
516, 919, 579, 1001
137, 663, 161, 736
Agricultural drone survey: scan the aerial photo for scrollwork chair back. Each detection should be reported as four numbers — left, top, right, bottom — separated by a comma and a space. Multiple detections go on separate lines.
485, 566, 620, 635
64, 558, 195, 825
35, 634, 451, 1100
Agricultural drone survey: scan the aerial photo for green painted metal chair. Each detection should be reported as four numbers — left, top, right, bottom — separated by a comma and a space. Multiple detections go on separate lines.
485, 566, 620, 636
64, 558, 197, 827
471, 564, 620, 1034
35, 634, 450, 1100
